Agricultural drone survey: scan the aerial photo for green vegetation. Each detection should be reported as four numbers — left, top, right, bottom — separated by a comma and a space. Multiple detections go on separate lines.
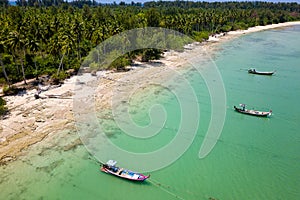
0, 1, 299, 86
0, 96, 7, 116
2, 85, 20, 95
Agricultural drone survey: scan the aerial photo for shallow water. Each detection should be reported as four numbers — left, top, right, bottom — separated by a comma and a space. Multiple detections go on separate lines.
1, 25, 300, 200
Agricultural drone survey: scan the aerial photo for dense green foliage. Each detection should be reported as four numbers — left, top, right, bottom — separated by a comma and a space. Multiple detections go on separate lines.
0, 1, 299, 86
0, 0, 9, 6
145, 1, 300, 12
0, 96, 7, 116
16, 0, 65, 6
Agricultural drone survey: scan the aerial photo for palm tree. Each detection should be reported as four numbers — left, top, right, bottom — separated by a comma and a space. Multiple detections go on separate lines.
26, 35, 40, 79
0, 41, 10, 85
70, 16, 84, 61
56, 29, 75, 75
6, 30, 27, 84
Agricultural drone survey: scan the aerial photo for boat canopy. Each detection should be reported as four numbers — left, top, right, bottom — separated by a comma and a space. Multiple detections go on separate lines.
239, 104, 246, 107
106, 160, 117, 166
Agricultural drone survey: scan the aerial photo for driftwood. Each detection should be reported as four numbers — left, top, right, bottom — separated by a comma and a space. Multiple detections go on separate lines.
34, 93, 72, 100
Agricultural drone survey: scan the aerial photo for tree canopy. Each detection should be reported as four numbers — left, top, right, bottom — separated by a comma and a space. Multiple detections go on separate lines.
0, 1, 299, 86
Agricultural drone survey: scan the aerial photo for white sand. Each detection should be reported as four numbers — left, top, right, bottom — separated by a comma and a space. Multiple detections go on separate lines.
208, 21, 300, 42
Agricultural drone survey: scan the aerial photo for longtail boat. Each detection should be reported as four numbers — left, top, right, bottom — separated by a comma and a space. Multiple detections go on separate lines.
100, 160, 150, 182
234, 104, 272, 117
248, 68, 275, 75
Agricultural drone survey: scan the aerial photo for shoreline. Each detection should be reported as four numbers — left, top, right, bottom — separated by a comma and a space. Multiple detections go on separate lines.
1, 21, 300, 165
208, 21, 300, 42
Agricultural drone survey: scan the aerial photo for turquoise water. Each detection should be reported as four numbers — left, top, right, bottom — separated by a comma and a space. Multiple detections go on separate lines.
1, 25, 300, 200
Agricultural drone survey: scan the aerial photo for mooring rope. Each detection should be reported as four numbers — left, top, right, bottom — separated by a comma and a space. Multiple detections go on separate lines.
147, 178, 185, 200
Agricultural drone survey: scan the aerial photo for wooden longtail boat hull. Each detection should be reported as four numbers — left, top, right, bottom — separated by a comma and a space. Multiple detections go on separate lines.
100, 163, 150, 182
234, 106, 272, 117
248, 69, 275, 75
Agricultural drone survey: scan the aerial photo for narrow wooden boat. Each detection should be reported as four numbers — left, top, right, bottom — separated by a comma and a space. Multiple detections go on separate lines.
234, 104, 272, 117
100, 160, 150, 182
248, 69, 275, 75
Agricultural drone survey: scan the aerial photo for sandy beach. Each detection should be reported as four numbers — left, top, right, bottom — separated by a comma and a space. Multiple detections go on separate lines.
1, 21, 300, 165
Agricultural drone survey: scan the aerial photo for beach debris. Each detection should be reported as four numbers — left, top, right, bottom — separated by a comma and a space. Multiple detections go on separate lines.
36, 118, 45, 123
91, 70, 97, 76
45, 93, 72, 99
38, 84, 50, 91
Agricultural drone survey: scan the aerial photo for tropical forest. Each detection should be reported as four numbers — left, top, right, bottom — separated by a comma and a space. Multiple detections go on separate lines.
0, 0, 300, 113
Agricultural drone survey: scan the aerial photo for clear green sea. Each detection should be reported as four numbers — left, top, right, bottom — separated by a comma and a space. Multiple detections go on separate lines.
1, 25, 300, 200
